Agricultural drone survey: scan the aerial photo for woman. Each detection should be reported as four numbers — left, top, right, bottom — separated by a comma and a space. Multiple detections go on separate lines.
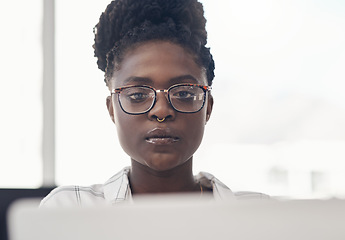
41, 0, 267, 207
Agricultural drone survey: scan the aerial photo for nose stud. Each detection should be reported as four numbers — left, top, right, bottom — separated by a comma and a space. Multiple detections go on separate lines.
157, 117, 165, 123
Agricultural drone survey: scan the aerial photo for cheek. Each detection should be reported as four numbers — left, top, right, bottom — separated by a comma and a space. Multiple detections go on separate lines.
190, 118, 206, 146
183, 110, 207, 153
113, 103, 140, 153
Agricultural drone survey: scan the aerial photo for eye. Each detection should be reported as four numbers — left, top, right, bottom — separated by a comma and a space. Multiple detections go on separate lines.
171, 86, 198, 102
129, 92, 145, 100
173, 90, 195, 99
122, 87, 153, 103
127, 92, 150, 102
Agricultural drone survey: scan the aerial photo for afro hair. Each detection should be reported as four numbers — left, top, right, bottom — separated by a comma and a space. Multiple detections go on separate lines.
93, 0, 215, 85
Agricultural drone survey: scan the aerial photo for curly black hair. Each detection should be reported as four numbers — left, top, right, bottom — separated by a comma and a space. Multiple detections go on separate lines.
93, 0, 215, 86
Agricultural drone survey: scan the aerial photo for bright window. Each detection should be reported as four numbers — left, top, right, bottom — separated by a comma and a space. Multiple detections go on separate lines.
0, 0, 43, 187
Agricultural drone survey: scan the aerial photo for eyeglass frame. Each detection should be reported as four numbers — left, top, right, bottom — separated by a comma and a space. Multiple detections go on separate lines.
110, 83, 212, 115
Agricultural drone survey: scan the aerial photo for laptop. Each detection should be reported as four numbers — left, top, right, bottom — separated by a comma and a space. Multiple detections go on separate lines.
7, 195, 345, 240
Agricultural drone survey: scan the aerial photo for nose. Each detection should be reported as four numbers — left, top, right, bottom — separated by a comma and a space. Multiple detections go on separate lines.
147, 91, 175, 121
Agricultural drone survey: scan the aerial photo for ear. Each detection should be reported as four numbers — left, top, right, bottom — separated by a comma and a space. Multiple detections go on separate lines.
206, 94, 213, 123
106, 96, 115, 124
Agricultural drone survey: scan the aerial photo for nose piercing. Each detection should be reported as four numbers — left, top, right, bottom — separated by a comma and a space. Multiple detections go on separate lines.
157, 117, 165, 123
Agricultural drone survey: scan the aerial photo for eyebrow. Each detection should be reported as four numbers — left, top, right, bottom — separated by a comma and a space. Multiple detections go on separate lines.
123, 75, 199, 86
169, 75, 199, 84
123, 76, 153, 85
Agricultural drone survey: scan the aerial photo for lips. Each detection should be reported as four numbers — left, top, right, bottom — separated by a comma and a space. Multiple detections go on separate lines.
145, 128, 180, 145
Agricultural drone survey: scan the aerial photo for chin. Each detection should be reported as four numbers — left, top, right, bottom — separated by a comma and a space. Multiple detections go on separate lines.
146, 160, 181, 172
144, 156, 188, 173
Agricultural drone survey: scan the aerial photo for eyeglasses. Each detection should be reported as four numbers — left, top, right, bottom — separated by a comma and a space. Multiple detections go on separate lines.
111, 83, 212, 115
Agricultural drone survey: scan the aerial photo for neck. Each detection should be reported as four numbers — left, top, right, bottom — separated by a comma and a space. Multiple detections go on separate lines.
129, 157, 200, 194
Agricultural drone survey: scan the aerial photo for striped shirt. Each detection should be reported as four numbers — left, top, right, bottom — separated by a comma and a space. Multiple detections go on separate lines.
40, 167, 268, 207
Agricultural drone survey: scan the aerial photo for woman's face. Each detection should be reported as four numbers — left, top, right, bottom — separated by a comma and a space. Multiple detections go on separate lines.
107, 41, 213, 172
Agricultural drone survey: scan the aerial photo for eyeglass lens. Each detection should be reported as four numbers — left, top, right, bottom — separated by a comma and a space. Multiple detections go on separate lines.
118, 85, 206, 114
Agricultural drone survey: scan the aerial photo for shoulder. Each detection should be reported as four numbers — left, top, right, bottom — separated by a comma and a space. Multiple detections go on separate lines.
233, 191, 270, 200
195, 171, 270, 200
40, 167, 131, 207
40, 184, 106, 207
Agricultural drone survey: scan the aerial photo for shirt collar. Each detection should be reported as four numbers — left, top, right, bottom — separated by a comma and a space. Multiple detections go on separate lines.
103, 167, 235, 203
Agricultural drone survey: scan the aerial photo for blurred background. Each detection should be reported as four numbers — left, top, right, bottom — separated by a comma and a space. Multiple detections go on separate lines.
1, 0, 344, 199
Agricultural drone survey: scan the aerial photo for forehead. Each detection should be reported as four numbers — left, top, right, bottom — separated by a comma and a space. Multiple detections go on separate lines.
109, 41, 207, 88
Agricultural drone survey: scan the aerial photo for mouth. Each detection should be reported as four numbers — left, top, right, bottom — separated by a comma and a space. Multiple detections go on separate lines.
145, 128, 180, 145
145, 137, 180, 145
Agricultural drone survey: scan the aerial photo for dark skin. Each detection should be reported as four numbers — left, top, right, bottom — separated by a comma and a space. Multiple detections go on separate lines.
106, 41, 213, 194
